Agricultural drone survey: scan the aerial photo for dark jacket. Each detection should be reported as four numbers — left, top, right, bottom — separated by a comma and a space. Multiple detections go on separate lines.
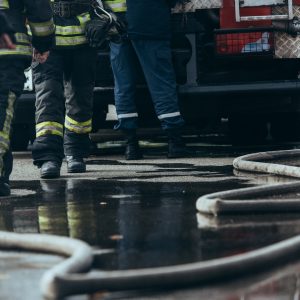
126, 0, 172, 40
51, 0, 95, 49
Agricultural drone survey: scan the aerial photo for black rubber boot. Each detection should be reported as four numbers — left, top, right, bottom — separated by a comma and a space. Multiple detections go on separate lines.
123, 130, 143, 160
0, 180, 10, 197
66, 156, 86, 173
166, 129, 192, 158
0, 150, 13, 196
40, 161, 61, 179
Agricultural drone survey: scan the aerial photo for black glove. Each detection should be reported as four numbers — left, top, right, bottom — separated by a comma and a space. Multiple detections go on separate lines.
85, 17, 111, 48
0, 12, 16, 44
85, 14, 126, 47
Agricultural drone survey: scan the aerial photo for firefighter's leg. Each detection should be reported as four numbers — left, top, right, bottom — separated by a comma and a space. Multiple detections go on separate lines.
0, 59, 27, 195
132, 40, 191, 158
110, 40, 143, 160
31, 50, 65, 178
64, 47, 97, 173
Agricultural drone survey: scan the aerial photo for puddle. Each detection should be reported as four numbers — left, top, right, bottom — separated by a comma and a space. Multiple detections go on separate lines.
2, 178, 300, 272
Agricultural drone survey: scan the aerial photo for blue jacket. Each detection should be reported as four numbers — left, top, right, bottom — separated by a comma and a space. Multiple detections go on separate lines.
126, 0, 172, 40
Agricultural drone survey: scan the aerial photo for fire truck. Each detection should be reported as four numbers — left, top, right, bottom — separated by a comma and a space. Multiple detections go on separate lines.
14, 0, 300, 149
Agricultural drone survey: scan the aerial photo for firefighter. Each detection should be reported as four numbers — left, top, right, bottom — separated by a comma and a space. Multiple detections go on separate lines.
0, 1, 54, 196
0, 11, 15, 49
104, 0, 190, 160
31, 0, 98, 179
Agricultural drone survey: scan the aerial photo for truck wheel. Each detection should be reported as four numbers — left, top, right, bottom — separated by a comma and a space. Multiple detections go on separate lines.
228, 114, 268, 145
11, 124, 31, 151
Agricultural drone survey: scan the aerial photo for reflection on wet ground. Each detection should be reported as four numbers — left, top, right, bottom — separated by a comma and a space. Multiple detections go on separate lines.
5, 144, 300, 299
1, 175, 300, 271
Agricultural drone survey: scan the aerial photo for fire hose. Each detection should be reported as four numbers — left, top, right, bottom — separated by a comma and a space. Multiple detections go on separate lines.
2, 149, 300, 298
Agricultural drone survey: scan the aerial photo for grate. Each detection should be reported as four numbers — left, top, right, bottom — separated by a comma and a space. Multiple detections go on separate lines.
215, 28, 275, 56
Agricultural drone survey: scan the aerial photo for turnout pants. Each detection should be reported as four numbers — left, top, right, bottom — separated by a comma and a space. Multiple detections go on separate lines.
0, 59, 27, 183
32, 47, 97, 166
110, 39, 185, 130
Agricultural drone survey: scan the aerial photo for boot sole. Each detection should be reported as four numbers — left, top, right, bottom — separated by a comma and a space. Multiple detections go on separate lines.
41, 171, 60, 179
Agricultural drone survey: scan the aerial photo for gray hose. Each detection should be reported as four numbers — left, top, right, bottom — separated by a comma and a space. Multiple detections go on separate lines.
35, 149, 300, 297
196, 181, 300, 215
197, 149, 300, 215
3, 149, 300, 298
37, 233, 300, 297
233, 149, 300, 178
0, 231, 93, 299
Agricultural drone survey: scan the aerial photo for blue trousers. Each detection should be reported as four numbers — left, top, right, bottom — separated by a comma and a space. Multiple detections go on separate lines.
110, 39, 184, 130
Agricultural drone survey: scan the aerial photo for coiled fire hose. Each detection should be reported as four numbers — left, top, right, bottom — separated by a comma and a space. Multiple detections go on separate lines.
2, 149, 300, 299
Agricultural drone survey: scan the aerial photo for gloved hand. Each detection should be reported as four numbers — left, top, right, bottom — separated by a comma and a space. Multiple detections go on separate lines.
85, 14, 126, 47
85, 17, 111, 48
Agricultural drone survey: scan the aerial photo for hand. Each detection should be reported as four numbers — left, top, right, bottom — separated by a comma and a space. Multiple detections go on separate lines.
0, 33, 16, 49
33, 49, 49, 63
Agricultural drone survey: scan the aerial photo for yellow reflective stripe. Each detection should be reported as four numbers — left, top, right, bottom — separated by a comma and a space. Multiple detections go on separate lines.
0, 0, 9, 9
77, 13, 91, 25
0, 45, 32, 56
36, 121, 64, 137
65, 125, 91, 134
0, 92, 16, 151
55, 25, 85, 36
56, 35, 87, 46
0, 132, 9, 141
15, 33, 30, 44
36, 121, 63, 130
65, 116, 92, 134
55, 14, 90, 36
65, 116, 91, 127
104, 0, 127, 12
36, 129, 63, 138
28, 19, 55, 37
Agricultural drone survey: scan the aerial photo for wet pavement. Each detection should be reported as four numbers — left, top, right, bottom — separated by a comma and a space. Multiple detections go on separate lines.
2, 142, 300, 299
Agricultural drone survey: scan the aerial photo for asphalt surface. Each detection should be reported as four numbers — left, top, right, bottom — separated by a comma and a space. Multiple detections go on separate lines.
2, 143, 300, 300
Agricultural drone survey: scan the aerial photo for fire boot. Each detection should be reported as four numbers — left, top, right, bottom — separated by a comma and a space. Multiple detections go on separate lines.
66, 156, 86, 173
0, 151, 14, 196
40, 161, 61, 179
166, 128, 191, 158
123, 130, 143, 160
0, 179, 10, 197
